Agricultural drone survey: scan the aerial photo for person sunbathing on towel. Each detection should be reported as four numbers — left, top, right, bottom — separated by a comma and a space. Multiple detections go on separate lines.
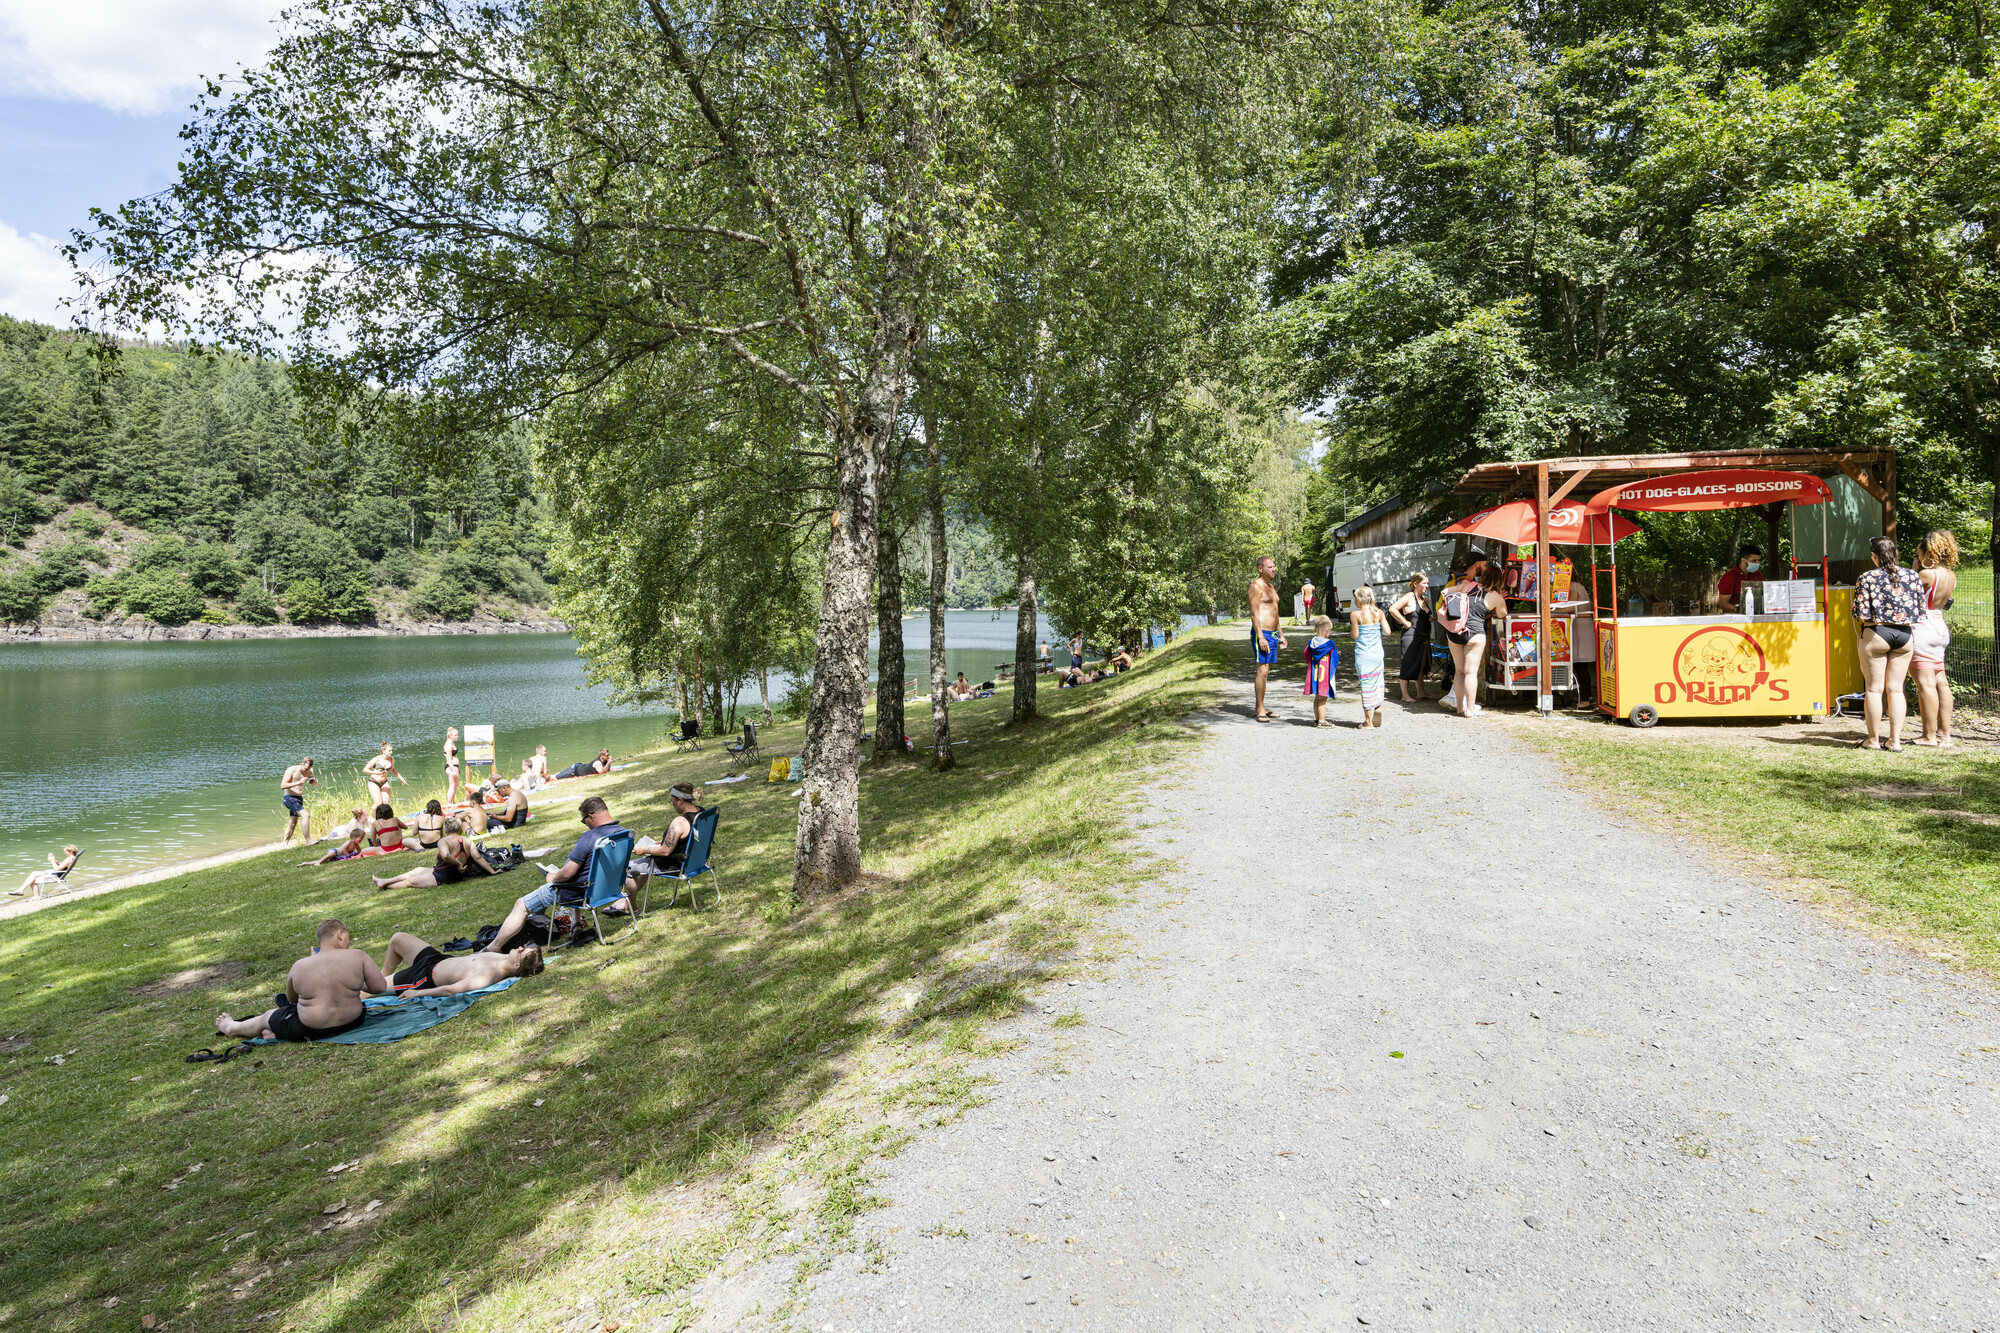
380, 931, 542, 996
216, 918, 388, 1042
303, 823, 369, 866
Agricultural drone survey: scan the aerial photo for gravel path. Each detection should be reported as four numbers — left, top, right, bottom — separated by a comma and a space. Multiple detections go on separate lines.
769, 643, 2000, 1330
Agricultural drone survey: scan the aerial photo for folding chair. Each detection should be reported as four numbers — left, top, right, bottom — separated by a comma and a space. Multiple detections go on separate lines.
726, 722, 761, 765
673, 718, 702, 752
578, 828, 638, 944
645, 807, 722, 910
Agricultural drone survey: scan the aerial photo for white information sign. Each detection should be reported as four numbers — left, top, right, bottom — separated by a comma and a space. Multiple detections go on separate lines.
1758, 579, 1814, 615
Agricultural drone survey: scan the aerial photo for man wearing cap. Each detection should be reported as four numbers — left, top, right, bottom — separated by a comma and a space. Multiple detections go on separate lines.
638, 784, 703, 876
1717, 546, 1765, 613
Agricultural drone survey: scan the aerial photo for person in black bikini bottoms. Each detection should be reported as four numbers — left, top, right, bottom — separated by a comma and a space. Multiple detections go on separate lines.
368, 821, 496, 890
216, 919, 388, 1042
380, 931, 543, 995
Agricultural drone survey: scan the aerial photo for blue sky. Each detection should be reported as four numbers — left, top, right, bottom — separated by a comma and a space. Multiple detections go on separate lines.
0, 0, 280, 325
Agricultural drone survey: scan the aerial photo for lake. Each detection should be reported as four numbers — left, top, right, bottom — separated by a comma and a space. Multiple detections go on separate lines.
0, 610, 1077, 890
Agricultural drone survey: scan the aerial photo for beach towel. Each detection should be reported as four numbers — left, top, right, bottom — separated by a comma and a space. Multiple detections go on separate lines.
252, 978, 517, 1046
706, 774, 750, 785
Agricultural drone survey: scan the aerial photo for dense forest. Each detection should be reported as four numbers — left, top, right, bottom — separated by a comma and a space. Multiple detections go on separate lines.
0, 317, 1044, 629
0, 317, 551, 626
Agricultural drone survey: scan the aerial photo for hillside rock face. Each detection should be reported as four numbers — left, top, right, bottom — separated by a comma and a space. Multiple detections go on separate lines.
1, 591, 567, 642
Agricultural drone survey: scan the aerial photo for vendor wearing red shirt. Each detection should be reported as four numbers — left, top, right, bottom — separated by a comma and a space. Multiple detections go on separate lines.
1717, 545, 1765, 612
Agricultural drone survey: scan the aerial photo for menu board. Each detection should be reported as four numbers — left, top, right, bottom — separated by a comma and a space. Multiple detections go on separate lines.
464, 723, 495, 770
1505, 555, 1574, 603
1759, 579, 1815, 615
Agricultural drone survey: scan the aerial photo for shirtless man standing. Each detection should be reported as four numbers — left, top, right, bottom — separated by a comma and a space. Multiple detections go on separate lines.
381, 931, 542, 996
216, 918, 387, 1042
280, 757, 317, 844
1249, 555, 1287, 722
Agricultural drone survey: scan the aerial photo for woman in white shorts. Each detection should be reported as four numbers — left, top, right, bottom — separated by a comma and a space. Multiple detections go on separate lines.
1911, 530, 1959, 747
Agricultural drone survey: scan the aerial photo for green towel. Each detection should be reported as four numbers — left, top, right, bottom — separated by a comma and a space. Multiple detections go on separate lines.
254, 978, 517, 1045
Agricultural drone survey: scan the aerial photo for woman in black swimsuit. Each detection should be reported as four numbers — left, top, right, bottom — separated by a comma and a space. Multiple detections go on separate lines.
412, 799, 446, 849
369, 820, 495, 890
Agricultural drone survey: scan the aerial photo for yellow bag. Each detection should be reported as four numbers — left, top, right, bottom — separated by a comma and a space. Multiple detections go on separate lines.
768, 758, 790, 783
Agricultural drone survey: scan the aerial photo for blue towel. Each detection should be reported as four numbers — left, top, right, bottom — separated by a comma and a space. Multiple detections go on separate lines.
254, 978, 517, 1046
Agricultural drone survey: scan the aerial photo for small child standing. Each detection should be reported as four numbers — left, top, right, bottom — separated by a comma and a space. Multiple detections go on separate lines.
1302, 615, 1339, 727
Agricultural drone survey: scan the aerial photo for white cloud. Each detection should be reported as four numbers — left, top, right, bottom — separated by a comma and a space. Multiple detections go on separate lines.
0, 0, 281, 115
0, 220, 79, 325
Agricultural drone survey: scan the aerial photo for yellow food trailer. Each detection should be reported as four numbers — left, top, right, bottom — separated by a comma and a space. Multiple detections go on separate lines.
1448, 449, 1895, 725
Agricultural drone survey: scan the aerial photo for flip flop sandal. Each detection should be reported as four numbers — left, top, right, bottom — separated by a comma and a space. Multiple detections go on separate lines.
186, 1047, 221, 1063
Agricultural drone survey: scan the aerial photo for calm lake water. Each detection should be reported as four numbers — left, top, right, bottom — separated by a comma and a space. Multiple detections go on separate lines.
0, 611, 1078, 890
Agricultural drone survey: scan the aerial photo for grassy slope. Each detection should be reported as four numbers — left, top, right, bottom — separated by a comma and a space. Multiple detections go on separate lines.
1522, 725, 2000, 973
0, 629, 1234, 1333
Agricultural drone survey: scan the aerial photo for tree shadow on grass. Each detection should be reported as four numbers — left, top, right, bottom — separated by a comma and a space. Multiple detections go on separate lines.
0, 630, 1233, 1332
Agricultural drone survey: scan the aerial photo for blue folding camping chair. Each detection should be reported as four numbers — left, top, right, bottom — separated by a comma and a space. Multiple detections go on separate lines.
579, 827, 637, 944
639, 806, 722, 910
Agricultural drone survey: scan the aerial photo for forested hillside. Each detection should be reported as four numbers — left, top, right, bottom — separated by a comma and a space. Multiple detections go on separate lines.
0, 316, 554, 627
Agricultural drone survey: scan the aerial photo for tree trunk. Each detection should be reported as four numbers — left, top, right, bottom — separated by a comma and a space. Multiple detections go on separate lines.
925, 410, 953, 770
1011, 546, 1039, 721
875, 517, 907, 759
758, 667, 771, 725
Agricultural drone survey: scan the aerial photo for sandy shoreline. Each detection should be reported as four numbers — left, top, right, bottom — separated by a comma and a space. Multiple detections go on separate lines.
0, 778, 617, 923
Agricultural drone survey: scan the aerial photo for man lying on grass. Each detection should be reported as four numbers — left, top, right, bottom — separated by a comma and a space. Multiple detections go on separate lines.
216, 918, 388, 1043
381, 930, 543, 996
482, 795, 630, 952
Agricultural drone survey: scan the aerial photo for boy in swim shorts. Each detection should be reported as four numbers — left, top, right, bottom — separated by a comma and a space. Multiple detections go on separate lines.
216, 919, 387, 1043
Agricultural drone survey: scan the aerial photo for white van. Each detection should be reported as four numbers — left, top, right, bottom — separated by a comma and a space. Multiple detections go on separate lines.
1328, 539, 1455, 612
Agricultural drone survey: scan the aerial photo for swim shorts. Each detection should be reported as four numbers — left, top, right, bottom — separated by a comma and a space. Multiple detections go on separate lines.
432, 859, 463, 886
391, 946, 449, 993
265, 993, 368, 1043
1254, 629, 1281, 665
283, 793, 305, 816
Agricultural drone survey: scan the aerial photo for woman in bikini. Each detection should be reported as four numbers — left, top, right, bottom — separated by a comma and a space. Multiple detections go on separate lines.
443, 727, 461, 803
1911, 530, 1959, 747
363, 743, 406, 809
358, 803, 408, 857
371, 819, 496, 890
411, 799, 447, 850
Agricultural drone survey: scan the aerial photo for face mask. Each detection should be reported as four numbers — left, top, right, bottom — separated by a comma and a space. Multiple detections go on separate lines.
1743, 560, 1761, 574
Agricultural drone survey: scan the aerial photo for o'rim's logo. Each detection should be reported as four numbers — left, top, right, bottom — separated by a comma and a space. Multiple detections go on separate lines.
1657, 626, 1790, 706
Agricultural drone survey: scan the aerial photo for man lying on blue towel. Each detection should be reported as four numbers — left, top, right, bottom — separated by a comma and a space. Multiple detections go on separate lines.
381, 931, 543, 995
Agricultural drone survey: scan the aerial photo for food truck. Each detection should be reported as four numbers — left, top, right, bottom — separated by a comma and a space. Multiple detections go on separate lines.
1449, 449, 1896, 725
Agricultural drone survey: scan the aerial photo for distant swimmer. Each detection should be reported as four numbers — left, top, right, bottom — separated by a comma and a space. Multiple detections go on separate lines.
215, 919, 387, 1043
280, 757, 317, 844
443, 727, 461, 804
380, 931, 542, 997
363, 743, 405, 808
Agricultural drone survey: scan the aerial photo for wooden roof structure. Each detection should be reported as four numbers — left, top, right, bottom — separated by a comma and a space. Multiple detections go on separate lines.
1450, 448, 1900, 535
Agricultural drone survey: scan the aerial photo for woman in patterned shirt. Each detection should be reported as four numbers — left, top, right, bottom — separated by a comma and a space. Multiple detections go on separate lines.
1852, 535, 1928, 750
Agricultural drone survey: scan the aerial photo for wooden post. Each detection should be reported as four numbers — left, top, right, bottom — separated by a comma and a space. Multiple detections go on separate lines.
1536, 462, 1552, 714
1882, 451, 1898, 543
1763, 503, 1783, 578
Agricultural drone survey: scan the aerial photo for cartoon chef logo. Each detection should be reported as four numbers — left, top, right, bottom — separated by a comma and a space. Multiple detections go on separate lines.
1672, 627, 1770, 705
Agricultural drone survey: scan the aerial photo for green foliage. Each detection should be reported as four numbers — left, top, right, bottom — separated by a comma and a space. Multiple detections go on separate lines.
25, 539, 100, 596
375, 548, 416, 588
235, 579, 279, 625
0, 461, 53, 546
1276, 0, 1999, 557
82, 575, 119, 619
282, 577, 331, 624
58, 508, 106, 538
329, 573, 376, 625
121, 568, 205, 625
342, 494, 409, 560
409, 575, 473, 621
185, 541, 243, 596
0, 571, 48, 623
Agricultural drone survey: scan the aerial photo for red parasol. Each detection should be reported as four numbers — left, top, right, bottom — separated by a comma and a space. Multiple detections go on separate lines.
1442, 499, 1642, 545
1583, 468, 1833, 514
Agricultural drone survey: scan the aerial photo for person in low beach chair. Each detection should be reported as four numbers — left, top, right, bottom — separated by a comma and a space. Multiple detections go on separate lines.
12, 845, 80, 897
482, 796, 629, 951
216, 918, 387, 1043
380, 931, 542, 996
